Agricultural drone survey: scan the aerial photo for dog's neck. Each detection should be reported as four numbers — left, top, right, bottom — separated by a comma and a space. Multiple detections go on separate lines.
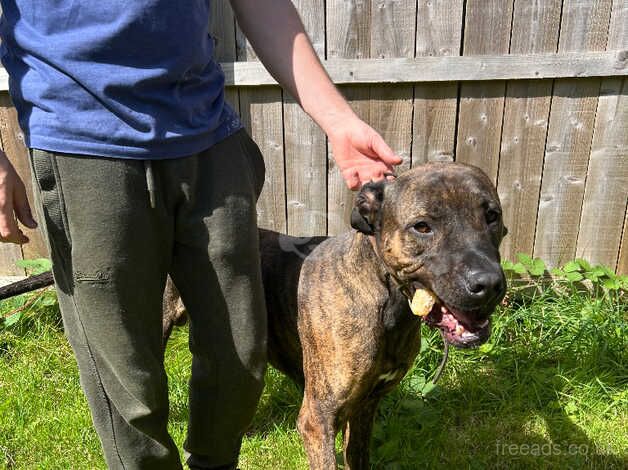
366, 233, 379, 256
353, 231, 409, 302
352, 231, 383, 271
350, 231, 416, 329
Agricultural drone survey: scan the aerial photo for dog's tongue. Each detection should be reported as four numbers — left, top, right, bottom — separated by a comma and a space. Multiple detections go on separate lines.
438, 308, 461, 332
425, 303, 488, 341
437, 306, 483, 338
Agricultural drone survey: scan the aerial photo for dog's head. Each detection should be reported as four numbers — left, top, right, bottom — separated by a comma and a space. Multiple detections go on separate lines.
351, 162, 507, 348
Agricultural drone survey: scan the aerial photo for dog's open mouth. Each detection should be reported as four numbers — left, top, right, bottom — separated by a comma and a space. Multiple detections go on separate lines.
412, 286, 491, 348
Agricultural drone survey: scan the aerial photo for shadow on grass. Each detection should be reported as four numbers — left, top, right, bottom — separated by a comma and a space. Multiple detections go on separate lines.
243, 355, 625, 469
248, 371, 303, 436
4, 288, 624, 469
368, 354, 627, 469
240, 294, 626, 469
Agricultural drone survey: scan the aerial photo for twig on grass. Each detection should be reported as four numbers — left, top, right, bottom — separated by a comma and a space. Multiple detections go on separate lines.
1, 288, 50, 320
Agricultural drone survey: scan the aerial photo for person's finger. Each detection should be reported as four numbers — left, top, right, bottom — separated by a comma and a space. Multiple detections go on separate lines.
1, 229, 29, 244
369, 133, 402, 165
13, 182, 37, 229
342, 168, 360, 190
0, 189, 27, 244
0, 214, 28, 244
363, 167, 386, 183
0, 218, 28, 244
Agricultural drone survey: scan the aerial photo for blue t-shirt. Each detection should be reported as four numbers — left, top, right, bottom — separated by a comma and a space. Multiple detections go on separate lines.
0, 0, 242, 159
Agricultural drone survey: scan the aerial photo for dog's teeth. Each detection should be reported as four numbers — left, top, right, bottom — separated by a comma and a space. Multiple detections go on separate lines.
441, 306, 447, 314
478, 320, 489, 328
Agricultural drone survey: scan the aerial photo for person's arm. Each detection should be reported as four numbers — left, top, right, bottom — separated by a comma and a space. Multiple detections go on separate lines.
0, 151, 37, 244
229, 0, 402, 189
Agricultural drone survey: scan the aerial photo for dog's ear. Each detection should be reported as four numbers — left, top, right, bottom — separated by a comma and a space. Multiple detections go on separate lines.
350, 180, 386, 235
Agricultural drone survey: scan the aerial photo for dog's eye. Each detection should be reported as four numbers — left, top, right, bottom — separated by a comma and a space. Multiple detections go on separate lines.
413, 221, 432, 234
486, 209, 500, 225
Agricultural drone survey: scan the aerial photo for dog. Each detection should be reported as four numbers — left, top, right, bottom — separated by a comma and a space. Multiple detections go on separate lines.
163, 162, 508, 469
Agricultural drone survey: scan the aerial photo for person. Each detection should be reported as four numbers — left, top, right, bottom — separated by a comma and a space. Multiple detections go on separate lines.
0, 1, 401, 469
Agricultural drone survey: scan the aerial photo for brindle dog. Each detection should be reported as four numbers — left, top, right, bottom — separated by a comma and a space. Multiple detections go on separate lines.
163, 162, 507, 470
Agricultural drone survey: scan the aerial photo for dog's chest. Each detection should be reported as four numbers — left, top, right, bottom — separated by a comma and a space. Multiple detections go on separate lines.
374, 309, 423, 387
376, 368, 406, 384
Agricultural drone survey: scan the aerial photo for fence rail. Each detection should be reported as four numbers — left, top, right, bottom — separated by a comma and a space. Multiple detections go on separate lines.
0, 0, 626, 276
218, 51, 627, 85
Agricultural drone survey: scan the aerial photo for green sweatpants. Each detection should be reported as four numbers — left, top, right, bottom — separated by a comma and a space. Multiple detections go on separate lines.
28, 129, 268, 469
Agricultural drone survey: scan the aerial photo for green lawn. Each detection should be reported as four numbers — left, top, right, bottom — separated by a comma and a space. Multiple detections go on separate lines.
0, 283, 626, 469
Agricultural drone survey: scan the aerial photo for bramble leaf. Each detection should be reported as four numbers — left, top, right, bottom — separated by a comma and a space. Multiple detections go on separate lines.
563, 261, 581, 273
501, 260, 515, 271
421, 382, 437, 396
16, 258, 52, 275
516, 253, 533, 267
551, 268, 564, 277
4, 311, 23, 327
565, 271, 584, 282
529, 258, 546, 276
602, 278, 620, 290
513, 263, 527, 275
575, 258, 592, 271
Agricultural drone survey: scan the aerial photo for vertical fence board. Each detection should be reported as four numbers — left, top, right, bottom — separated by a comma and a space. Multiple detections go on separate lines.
534, 0, 612, 267
576, 1, 628, 267
617, 209, 628, 275
239, 87, 286, 232
412, 0, 463, 165
236, 19, 286, 232
455, 0, 514, 183
576, 79, 628, 265
497, 0, 562, 260
606, 0, 628, 49
326, 1, 371, 235
369, 0, 415, 172
284, 0, 327, 236
0, 242, 22, 276
210, 0, 239, 109
0, 95, 47, 264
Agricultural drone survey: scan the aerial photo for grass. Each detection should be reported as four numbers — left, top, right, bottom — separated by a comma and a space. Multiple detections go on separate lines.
0, 282, 626, 469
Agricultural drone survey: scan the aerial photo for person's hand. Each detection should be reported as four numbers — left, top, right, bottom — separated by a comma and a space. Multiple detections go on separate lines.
0, 151, 37, 244
327, 117, 402, 190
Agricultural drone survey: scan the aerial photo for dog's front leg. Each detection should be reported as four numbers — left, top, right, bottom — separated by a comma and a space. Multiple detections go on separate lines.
342, 399, 379, 470
297, 392, 339, 469
162, 276, 188, 345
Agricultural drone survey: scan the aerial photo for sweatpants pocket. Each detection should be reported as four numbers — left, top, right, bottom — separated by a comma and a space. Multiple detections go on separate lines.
28, 149, 73, 292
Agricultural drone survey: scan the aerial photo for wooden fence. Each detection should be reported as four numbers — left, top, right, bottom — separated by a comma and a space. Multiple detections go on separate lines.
0, 0, 626, 276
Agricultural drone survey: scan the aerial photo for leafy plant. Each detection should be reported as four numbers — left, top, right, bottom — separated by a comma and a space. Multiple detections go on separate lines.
502, 253, 546, 277
502, 254, 627, 292
550, 258, 627, 290
1, 258, 57, 330
16, 258, 52, 275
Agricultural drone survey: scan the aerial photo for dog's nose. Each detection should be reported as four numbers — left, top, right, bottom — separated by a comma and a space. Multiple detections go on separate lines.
465, 270, 504, 302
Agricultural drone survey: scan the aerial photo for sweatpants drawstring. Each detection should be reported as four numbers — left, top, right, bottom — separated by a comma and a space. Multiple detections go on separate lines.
144, 160, 157, 209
